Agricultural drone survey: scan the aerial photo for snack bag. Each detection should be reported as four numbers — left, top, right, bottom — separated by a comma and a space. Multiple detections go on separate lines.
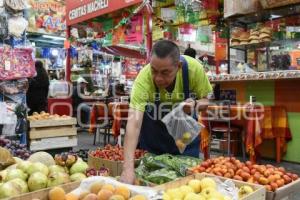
162, 103, 202, 153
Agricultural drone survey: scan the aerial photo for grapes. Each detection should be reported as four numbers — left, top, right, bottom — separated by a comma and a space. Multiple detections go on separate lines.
0, 136, 32, 160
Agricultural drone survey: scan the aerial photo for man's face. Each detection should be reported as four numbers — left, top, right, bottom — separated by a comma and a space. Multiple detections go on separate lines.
150, 55, 180, 89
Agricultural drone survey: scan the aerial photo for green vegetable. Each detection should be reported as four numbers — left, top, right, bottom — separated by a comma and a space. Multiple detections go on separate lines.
145, 168, 179, 185
135, 153, 202, 184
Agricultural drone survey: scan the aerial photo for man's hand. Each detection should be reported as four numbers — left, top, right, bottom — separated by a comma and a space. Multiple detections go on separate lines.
183, 98, 209, 114
120, 167, 136, 184
183, 98, 196, 114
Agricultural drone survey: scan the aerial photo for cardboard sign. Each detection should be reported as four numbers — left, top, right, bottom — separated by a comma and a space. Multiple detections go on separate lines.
27, 0, 66, 36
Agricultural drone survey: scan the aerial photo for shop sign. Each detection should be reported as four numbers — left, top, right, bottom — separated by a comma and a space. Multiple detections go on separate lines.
27, 0, 66, 36
125, 15, 143, 44
66, 0, 143, 26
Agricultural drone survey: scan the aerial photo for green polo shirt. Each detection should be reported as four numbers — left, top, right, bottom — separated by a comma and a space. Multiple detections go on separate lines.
130, 55, 212, 112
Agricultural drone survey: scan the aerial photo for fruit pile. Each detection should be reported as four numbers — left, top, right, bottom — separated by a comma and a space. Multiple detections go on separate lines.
0, 153, 88, 199
47, 182, 148, 200
0, 137, 32, 160
27, 111, 71, 121
90, 145, 146, 161
190, 157, 299, 191
162, 177, 254, 200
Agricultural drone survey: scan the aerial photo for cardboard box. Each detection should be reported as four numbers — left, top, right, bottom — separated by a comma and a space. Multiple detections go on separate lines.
11, 181, 80, 200
155, 173, 266, 200
266, 178, 300, 200
88, 153, 141, 177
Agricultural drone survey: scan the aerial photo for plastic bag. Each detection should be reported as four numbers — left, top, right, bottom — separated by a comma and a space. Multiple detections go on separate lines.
5, 0, 27, 13
70, 176, 160, 199
8, 16, 28, 38
162, 103, 202, 153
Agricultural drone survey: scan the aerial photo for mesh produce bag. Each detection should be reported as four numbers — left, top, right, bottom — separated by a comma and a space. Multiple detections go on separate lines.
162, 103, 202, 153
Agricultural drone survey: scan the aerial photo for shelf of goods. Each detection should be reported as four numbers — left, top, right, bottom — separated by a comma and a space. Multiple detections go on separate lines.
208, 70, 300, 82
28, 113, 77, 151
225, 2, 300, 79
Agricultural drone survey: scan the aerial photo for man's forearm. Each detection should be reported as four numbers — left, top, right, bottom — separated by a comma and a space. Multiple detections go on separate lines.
123, 109, 143, 169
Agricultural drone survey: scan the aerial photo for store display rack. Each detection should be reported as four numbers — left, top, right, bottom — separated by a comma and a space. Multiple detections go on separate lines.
226, 3, 300, 74
225, 3, 300, 25
208, 70, 300, 82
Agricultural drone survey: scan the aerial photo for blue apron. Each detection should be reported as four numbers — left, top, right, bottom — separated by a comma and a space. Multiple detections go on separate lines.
138, 57, 200, 157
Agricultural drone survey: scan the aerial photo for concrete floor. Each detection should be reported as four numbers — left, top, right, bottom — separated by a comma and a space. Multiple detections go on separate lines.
75, 131, 300, 199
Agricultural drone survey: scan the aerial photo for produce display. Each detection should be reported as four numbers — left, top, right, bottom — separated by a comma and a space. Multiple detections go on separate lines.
0, 136, 32, 160
0, 152, 88, 199
135, 154, 201, 185
162, 177, 255, 200
48, 183, 148, 200
90, 145, 146, 161
190, 157, 299, 191
27, 111, 71, 121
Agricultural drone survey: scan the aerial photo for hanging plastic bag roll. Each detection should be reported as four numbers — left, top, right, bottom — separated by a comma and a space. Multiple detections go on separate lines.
162, 102, 203, 153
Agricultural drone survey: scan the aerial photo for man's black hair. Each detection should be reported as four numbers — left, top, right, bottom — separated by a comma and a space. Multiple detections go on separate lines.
151, 40, 180, 64
184, 46, 196, 58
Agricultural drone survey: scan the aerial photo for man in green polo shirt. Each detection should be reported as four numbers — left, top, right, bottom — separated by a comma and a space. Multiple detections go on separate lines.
121, 40, 212, 184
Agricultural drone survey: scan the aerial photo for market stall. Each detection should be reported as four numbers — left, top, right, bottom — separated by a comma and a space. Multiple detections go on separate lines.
2, 1, 300, 200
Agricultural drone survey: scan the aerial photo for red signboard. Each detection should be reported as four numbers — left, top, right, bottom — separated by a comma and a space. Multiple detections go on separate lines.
66, 0, 143, 26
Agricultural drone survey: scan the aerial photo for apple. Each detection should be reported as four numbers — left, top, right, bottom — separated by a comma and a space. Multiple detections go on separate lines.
200, 178, 216, 190
201, 187, 217, 199
188, 179, 201, 193
184, 193, 205, 200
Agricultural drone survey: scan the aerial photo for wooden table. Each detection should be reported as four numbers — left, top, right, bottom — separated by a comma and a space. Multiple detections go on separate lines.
201, 105, 291, 163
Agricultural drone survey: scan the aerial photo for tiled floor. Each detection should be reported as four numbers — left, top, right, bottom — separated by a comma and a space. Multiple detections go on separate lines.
75, 131, 300, 199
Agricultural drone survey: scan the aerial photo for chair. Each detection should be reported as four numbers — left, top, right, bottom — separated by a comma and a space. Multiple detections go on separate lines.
207, 100, 246, 160
91, 103, 113, 146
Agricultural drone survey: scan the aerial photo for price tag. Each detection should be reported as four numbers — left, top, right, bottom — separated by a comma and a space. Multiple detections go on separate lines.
5, 60, 11, 71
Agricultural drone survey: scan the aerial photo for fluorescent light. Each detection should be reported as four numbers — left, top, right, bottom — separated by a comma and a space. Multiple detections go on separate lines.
42, 35, 65, 41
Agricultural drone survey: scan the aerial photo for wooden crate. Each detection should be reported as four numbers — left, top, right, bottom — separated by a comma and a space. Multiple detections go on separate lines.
29, 118, 77, 128
11, 181, 80, 200
266, 178, 300, 200
30, 136, 78, 151
155, 173, 266, 200
29, 125, 77, 139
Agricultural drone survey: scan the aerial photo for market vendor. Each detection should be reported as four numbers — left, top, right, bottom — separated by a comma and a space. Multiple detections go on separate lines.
120, 40, 212, 184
